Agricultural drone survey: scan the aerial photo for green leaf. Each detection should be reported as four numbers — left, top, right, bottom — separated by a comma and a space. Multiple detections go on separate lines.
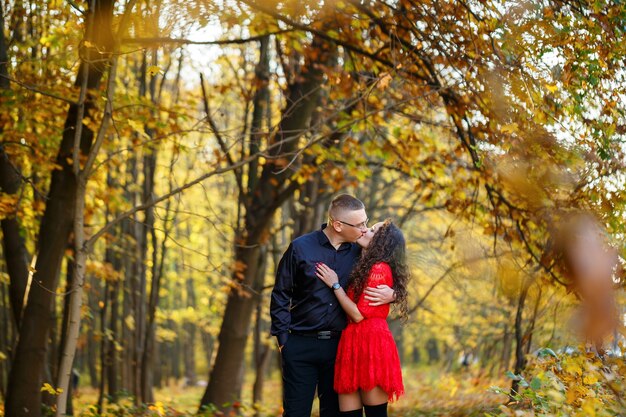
537, 347, 558, 358
530, 376, 542, 391
505, 371, 519, 380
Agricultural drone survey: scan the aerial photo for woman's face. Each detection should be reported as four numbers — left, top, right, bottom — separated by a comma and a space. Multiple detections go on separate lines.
356, 221, 385, 249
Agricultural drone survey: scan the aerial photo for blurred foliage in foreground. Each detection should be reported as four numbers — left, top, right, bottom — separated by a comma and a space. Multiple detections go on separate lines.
490, 345, 626, 417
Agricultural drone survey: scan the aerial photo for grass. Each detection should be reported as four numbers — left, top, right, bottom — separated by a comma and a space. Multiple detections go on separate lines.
67, 365, 507, 416
0, 365, 507, 416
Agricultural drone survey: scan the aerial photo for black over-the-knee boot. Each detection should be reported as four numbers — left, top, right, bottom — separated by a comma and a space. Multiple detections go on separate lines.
340, 408, 363, 417
364, 403, 388, 417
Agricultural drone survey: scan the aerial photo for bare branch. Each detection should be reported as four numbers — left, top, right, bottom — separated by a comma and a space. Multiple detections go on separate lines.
121, 31, 290, 46
199, 73, 246, 203
0, 74, 78, 105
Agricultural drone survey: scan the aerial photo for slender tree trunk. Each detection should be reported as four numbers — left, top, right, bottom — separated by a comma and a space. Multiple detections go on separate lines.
183, 277, 197, 386
524, 287, 542, 355
501, 323, 513, 372
97, 280, 109, 413
106, 275, 120, 401
252, 287, 272, 417
139, 44, 163, 403
200, 331, 214, 378
172, 321, 182, 380
389, 320, 404, 363
121, 155, 138, 394
246, 35, 270, 192
510, 278, 531, 399
99, 164, 122, 408
50, 257, 73, 410
138, 129, 157, 404
57, 47, 121, 417
87, 281, 99, 389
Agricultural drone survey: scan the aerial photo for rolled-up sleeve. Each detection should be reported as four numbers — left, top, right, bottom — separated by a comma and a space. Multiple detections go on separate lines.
270, 243, 296, 347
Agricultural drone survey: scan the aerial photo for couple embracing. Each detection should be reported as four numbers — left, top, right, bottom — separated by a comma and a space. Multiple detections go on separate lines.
270, 194, 410, 417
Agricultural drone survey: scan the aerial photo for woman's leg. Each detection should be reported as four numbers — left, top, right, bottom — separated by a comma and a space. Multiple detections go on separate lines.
361, 387, 388, 417
339, 392, 363, 416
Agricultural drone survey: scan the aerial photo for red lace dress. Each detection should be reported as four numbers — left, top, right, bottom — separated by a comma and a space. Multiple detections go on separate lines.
334, 262, 404, 401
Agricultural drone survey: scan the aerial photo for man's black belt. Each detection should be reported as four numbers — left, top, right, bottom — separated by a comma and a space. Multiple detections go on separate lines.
290, 330, 341, 340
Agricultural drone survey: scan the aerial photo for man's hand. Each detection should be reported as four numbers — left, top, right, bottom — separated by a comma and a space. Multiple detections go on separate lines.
364, 285, 395, 306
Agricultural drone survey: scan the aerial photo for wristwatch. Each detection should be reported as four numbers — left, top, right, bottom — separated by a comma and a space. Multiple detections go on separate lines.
331, 282, 341, 291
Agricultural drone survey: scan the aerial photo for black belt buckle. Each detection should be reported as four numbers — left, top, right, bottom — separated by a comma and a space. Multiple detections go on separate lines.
317, 331, 331, 340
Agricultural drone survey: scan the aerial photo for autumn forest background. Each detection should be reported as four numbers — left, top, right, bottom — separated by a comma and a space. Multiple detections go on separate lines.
1, 0, 626, 416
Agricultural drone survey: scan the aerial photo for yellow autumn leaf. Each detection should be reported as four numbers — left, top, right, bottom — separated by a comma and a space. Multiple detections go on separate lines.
545, 83, 558, 93
41, 383, 63, 395
565, 387, 578, 405
580, 397, 599, 416
149, 401, 165, 416
128, 119, 145, 133
533, 110, 547, 123
501, 123, 519, 134
127, 119, 150, 139
124, 314, 135, 331
583, 373, 599, 385
147, 65, 161, 76
562, 358, 583, 376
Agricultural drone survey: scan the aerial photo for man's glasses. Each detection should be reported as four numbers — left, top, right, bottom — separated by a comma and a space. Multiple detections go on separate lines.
331, 217, 369, 230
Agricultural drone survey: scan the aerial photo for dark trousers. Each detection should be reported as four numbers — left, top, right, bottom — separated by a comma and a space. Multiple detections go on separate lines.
281, 334, 340, 417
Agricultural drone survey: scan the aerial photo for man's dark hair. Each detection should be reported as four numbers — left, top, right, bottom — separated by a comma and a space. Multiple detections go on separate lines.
328, 194, 365, 219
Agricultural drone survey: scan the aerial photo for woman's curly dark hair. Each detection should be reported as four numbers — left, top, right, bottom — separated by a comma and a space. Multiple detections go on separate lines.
349, 220, 410, 319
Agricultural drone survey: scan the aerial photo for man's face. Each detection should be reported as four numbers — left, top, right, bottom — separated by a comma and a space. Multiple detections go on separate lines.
332, 208, 368, 242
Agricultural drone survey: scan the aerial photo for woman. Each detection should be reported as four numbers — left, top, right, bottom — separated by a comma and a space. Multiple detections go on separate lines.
316, 220, 409, 417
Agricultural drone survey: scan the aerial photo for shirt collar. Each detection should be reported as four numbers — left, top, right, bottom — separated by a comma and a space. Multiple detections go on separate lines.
317, 223, 352, 250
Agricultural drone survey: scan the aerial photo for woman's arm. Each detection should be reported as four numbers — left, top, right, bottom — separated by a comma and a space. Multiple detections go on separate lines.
315, 263, 364, 323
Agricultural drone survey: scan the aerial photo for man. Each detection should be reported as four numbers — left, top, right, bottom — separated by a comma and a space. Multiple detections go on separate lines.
270, 194, 395, 417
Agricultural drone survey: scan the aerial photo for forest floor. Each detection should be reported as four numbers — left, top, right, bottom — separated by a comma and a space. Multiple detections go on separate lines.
69, 365, 508, 416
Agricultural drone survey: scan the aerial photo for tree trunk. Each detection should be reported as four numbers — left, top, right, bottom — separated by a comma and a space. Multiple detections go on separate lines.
121, 155, 138, 394
510, 278, 530, 399
86, 273, 100, 389
0, 0, 30, 329
139, 44, 164, 403
252, 273, 273, 417
138, 130, 157, 404
200, 245, 263, 411
246, 35, 270, 193
524, 286, 542, 356
100, 165, 122, 408
97, 280, 109, 413
389, 319, 404, 363
5, 2, 115, 414
106, 276, 120, 401
199, 30, 336, 412
200, 331, 214, 379
183, 277, 197, 386
57, 45, 121, 417
501, 323, 513, 372
0, 268, 10, 400
172, 321, 182, 380
50, 257, 73, 409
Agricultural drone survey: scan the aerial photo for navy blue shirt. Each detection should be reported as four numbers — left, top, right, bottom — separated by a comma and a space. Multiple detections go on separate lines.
270, 225, 361, 346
